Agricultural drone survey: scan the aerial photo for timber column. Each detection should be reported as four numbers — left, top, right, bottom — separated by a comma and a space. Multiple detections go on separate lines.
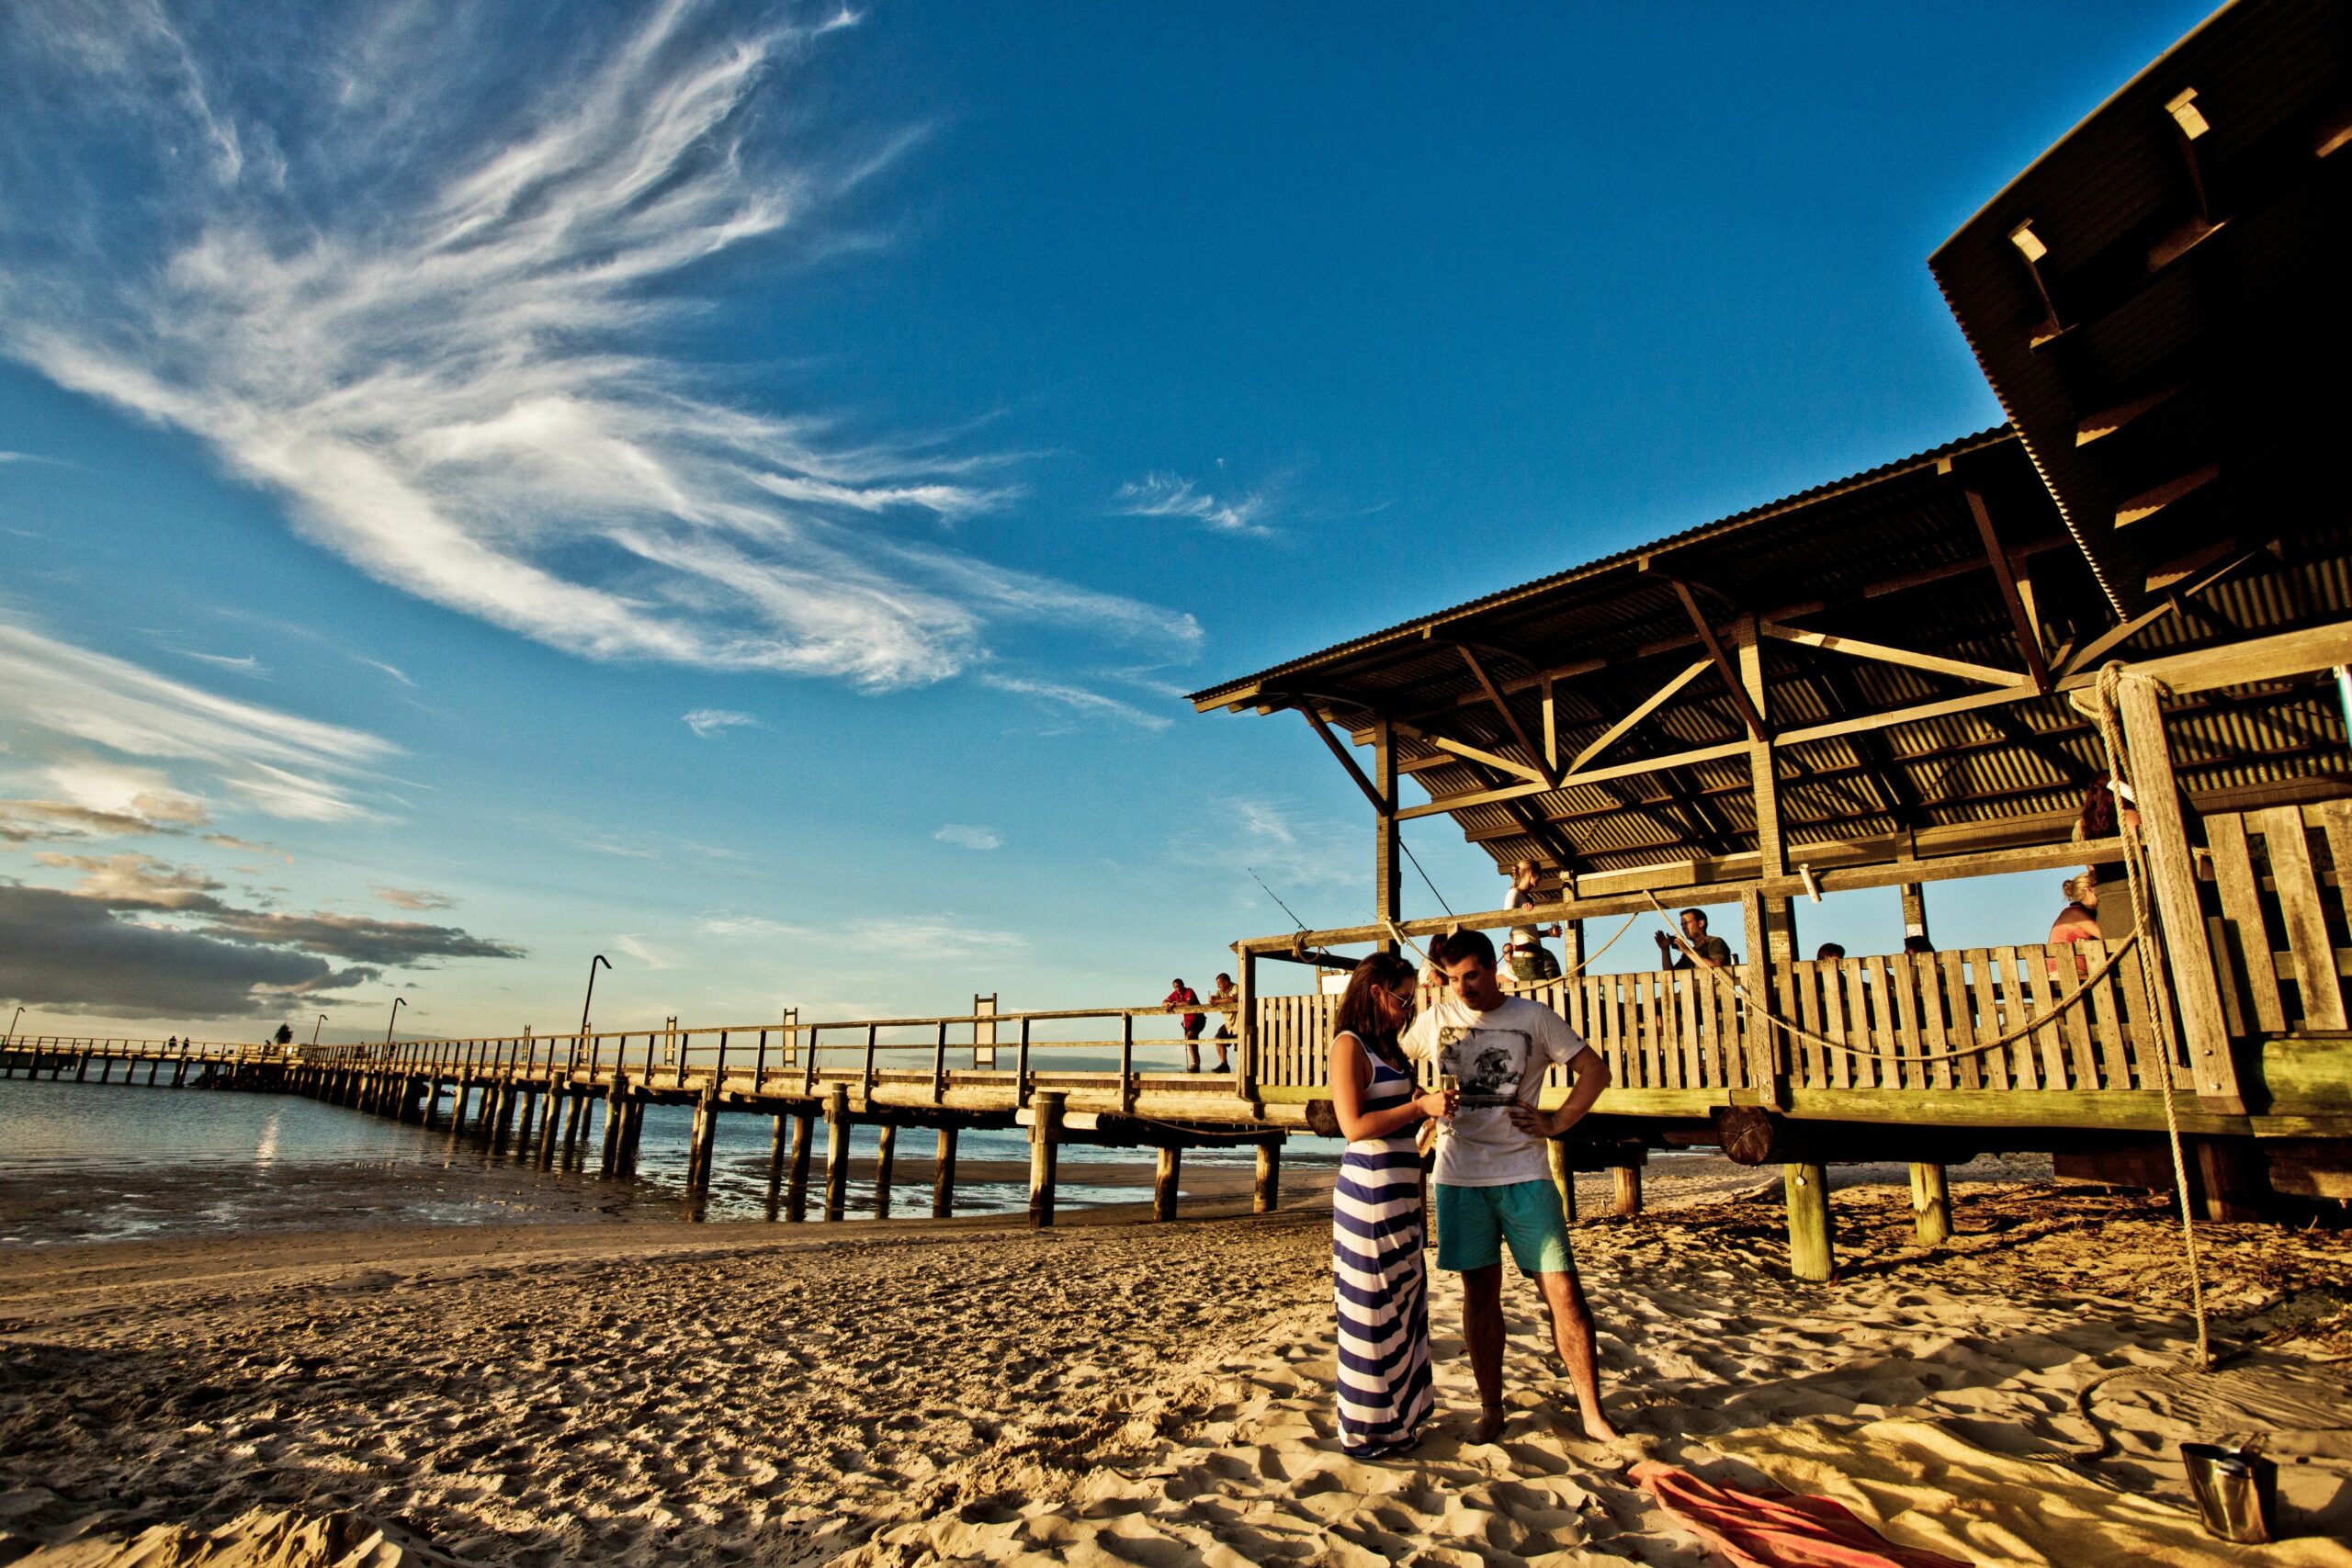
1785, 1161, 1833, 1282
1735, 615, 1791, 1103
1253, 1137, 1282, 1214
2113, 671, 2244, 1111
822, 1084, 852, 1221
1153, 1144, 1182, 1222
1374, 716, 1400, 952
1029, 1090, 1065, 1228
786, 1105, 816, 1221
932, 1124, 959, 1218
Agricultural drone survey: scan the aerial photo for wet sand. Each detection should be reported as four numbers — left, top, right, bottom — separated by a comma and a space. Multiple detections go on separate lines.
3, 1164, 2347, 1566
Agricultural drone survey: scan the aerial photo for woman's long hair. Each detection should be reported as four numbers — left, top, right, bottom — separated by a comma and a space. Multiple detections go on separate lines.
1332, 952, 1418, 1074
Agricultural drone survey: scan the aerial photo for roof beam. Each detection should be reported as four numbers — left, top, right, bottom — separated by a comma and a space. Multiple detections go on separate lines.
1661, 577, 1765, 739
1567, 659, 1711, 774
1757, 622, 2030, 689
1454, 643, 1556, 786
1396, 739, 1749, 821
1297, 705, 1391, 815
1962, 487, 2053, 694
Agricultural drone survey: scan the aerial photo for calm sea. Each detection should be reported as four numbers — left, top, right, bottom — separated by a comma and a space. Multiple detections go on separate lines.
0, 1075, 1337, 1247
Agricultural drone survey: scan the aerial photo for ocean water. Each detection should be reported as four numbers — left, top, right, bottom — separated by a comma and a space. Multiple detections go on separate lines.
0, 1074, 1340, 1247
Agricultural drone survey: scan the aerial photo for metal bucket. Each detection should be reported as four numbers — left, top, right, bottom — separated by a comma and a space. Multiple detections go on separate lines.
2180, 1443, 2277, 1545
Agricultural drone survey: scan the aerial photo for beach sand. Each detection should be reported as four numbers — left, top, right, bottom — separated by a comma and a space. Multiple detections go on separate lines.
2, 1160, 2347, 1566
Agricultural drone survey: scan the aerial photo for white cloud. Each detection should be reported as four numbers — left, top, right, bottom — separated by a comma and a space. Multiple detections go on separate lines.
683, 706, 755, 739
610, 933, 677, 970
0, 615, 393, 822
979, 672, 1172, 731
1114, 472, 1271, 537
0, 2, 1197, 693
699, 911, 1023, 961
933, 822, 1001, 851
1204, 795, 1356, 891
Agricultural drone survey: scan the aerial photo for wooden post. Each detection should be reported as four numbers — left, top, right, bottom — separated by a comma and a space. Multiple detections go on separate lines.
618, 1096, 645, 1178
1546, 1135, 1577, 1221
1154, 1144, 1182, 1222
687, 1087, 719, 1193
74, 1054, 89, 1082
1909, 1161, 1951, 1245
1785, 1161, 1834, 1282
2114, 672, 2244, 1110
1374, 716, 1401, 951
1254, 1138, 1282, 1214
536, 1080, 562, 1168
766, 1114, 789, 1213
823, 1084, 851, 1221
561, 1087, 587, 1168
1612, 1162, 1644, 1216
874, 1122, 897, 1218
786, 1109, 815, 1222
599, 1077, 626, 1175
1899, 883, 1930, 947
1736, 618, 1787, 1104
1560, 919, 1585, 976
1029, 1090, 1064, 1228
1236, 947, 1259, 1107
932, 1124, 959, 1218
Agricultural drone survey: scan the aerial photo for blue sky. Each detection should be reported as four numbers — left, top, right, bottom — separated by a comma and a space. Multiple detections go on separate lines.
0, 1, 2213, 1043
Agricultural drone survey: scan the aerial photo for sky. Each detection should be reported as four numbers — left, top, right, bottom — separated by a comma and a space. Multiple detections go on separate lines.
0, 0, 2218, 1044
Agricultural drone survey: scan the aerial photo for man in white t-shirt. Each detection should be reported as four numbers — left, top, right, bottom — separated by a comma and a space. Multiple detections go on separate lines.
1402, 927, 1619, 1445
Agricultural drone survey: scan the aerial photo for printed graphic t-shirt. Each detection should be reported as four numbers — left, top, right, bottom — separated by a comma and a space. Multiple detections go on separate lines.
1401, 995, 1593, 1188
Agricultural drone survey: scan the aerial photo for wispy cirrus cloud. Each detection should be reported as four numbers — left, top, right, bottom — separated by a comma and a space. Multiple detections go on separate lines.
933, 823, 1001, 851
978, 672, 1172, 731
699, 910, 1024, 961
0, 615, 394, 822
683, 706, 756, 739
0, 1, 1197, 694
1114, 472, 1272, 537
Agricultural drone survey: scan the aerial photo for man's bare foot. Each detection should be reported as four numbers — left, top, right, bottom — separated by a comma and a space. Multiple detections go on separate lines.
1473, 1404, 1507, 1443
1579, 1409, 1623, 1443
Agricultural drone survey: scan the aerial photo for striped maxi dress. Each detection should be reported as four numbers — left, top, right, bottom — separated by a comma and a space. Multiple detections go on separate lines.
1331, 1041, 1434, 1455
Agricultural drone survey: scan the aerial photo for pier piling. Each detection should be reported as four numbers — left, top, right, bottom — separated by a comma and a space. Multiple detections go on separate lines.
932, 1124, 957, 1218
1909, 1161, 1951, 1245
1029, 1090, 1064, 1229
1785, 1161, 1834, 1282
874, 1122, 896, 1219
1154, 1145, 1180, 1222
823, 1085, 851, 1221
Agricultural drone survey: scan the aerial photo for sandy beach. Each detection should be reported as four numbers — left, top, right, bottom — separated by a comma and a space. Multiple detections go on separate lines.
2, 1164, 2347, 1567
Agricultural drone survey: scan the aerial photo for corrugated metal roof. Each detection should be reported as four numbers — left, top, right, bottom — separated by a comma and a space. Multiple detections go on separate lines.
1928, 0, 2352, 616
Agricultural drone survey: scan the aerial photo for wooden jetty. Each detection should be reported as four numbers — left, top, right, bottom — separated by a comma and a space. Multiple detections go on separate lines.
1, 1002, 1290, 1227
12, 0, 2348, 1282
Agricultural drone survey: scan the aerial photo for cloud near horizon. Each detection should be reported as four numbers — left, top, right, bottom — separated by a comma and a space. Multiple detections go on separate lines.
0, 851, 525, 1019
0, 0, 1200, 698
0, 615, 395, 825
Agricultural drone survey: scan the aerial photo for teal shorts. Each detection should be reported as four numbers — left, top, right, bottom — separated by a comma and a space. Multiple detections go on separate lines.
1435, 1179, 1576, 1275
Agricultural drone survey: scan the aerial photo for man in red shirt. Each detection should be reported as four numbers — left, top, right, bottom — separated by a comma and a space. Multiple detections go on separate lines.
1167, 978, 1206, 1070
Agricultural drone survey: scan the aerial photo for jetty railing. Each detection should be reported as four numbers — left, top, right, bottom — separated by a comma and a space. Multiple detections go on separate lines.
1246, 940, 2188, 1104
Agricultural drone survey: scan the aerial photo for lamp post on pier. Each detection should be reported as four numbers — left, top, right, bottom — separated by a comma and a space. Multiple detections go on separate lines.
385, 995, 405, 1044
5, 1007, 20, 1044
312, 1014, 327, 1046
577, 953, 611, 1066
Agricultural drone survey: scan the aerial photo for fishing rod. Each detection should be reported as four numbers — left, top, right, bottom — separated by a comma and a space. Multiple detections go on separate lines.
1247, 865, 1309, 931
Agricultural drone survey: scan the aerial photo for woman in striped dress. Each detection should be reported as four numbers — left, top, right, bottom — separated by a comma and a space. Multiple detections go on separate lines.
1329, 952, 1453, 1459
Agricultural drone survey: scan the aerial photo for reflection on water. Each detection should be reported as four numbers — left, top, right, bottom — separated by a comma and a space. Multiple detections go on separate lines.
0, 1076, 1341, 1247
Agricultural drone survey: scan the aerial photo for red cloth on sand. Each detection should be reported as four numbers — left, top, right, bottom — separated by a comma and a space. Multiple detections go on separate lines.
1632, 1461, 1968, 1568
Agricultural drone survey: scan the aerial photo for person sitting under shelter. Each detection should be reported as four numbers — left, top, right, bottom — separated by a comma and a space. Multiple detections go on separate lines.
1655, 908, 1732, 969
2048, 873, 2102, 977
1501, 861, 1563, 985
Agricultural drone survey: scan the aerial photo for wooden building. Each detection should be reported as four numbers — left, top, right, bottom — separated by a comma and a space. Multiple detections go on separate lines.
1191, 0, 2352, 1275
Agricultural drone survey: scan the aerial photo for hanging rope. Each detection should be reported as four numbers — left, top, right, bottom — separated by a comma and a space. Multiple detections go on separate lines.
1640, 889, 2147, 1066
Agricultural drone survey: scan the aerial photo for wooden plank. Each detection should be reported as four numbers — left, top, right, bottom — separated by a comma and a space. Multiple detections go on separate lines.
1675, 974, 1701, 1090
2056, 941, 2103, 1091
2085, 942, 2133, 1091
1917, 951, 1954, 1091
1826, 959, 1855, 1090
1869, 956, 1903, 1092
2020, 948, 2070, 1090
1987, 947, 2032, 1090
1567, 659, 1711, 774
1457, 643, 1554, 785
1758, 620, 2030, 689
1298, 705, 1391, 814
2206, 812, 2285, 1032
1668, 579, 1765, 739
1962, 488, 2054, 693
2255, 806, 2345, 1031
1943, 952, 1983, 1091
2206, 914, 2249, 1042
1395, 740, 1749, 820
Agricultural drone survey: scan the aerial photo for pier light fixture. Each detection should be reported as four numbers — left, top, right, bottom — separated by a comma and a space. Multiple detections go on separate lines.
5, 1006, 20, 1044
580, 953, 612, 1042
312, 1013, 327, 1046
385, 994, 405, 1043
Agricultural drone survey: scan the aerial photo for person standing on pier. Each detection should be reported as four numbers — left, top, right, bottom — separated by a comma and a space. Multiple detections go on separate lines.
1328, 951, 1452, 1459
1207, 972, 1238, 1073
1168, 978, 1206, 1071
1405, 929, 1620, 1445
